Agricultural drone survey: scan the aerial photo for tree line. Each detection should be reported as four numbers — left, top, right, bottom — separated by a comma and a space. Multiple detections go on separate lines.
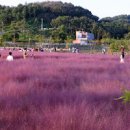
0, 1, 130, 45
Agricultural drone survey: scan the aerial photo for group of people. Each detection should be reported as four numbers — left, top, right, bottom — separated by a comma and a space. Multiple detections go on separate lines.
3, 45, 126, 63
72, 47, 79, 53
102, 45, 125, 63
6, 48, 28, 61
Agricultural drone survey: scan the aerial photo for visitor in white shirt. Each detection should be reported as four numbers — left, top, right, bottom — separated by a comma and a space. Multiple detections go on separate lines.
6, 52, 13, 61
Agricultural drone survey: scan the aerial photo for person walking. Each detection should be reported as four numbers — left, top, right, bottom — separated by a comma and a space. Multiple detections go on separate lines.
120, 45, 125, 63
121, 45, 125, 59
23, 48, 28, 59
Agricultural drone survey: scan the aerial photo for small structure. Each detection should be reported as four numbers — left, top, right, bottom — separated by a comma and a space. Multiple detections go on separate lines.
0, 32, 4, 35
73, 31, 94, 45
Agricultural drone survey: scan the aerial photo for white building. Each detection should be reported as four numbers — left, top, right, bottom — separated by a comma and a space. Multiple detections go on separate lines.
73, 31, 94, 45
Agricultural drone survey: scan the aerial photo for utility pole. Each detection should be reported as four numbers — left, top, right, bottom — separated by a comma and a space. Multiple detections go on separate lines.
41, 18, 45, 44
0, 21, 4, 46
13, 33, 16, 44
41, 18, 43, 31
1, 21, 4, 33
29, 37, 31, 48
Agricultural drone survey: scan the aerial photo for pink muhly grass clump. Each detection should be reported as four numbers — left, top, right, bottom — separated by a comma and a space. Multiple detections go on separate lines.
0, 52, 129, 130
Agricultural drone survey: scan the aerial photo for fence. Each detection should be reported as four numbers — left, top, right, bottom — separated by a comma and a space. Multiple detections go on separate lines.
3, 42, 109, 53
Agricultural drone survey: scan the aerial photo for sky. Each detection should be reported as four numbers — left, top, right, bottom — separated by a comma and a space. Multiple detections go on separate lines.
0, 0, 130, 18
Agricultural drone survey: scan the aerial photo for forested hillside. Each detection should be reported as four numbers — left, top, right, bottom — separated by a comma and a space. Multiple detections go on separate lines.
0, 1, 130, 44
100, 15, 130, 39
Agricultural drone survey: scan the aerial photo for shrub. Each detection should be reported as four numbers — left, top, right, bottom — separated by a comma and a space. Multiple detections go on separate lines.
110, 39, 129, 52
117, 89, 130, 103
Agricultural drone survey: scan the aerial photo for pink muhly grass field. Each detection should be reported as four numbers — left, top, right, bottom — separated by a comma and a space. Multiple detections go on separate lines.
0, 51, 130, 130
